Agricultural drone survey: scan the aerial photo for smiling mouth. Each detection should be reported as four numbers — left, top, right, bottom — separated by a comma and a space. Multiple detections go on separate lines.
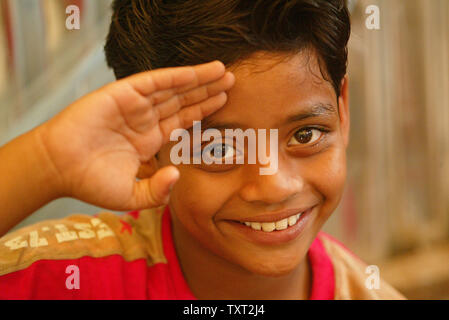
237, 212, 304, 232
224, 207, 315, 245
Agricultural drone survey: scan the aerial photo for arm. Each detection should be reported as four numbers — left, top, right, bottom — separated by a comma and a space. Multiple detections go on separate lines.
0, 126, 63, 236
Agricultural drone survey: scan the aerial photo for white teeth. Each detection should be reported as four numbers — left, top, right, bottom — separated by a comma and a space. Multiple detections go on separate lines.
288, 215, 297, 226
261, 222, 276, 232
250, 222, 261, 230
241, 212, 304, 232
275, 218, 288, 230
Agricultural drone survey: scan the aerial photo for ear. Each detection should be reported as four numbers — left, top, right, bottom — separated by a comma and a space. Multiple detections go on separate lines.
338, 75, 350, 148
136, 156, 159, 179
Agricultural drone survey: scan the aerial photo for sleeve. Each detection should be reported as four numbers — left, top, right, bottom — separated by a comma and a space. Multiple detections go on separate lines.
319, 233, 407, 300
0, 212, 120, 299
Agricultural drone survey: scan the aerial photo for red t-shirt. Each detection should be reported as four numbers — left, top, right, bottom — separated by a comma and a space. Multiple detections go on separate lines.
0, 206, 403, 299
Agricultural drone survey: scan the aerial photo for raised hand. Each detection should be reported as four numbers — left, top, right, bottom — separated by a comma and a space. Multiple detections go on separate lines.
36, 61, 234, 210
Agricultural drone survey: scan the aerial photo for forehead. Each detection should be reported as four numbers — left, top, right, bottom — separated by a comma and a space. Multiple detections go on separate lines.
207, 50, 337, 129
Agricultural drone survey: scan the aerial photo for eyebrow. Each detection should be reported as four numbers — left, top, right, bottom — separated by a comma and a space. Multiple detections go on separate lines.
281, 103, 338, 126
196, 102, 338, 132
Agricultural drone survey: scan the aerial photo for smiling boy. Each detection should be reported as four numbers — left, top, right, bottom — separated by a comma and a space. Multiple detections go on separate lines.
0, 0, 404, 299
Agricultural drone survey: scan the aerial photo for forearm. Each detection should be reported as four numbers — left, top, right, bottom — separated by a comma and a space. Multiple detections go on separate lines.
0, 125, 63, 236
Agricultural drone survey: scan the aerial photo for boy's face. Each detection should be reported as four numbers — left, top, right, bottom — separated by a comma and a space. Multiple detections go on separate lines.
156, 50, 349, 276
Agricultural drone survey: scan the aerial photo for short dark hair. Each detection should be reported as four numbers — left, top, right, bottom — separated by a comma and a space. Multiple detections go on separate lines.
104, 0, 350, 96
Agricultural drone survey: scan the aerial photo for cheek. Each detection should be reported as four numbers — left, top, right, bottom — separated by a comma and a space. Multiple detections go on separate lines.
306, 146, 347, 217
168, 167, 237, 231
158, 144, 238, 238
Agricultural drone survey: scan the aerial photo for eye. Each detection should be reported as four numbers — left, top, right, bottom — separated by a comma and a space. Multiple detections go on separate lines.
202, 143, 235, 162
288, 128, 323, 146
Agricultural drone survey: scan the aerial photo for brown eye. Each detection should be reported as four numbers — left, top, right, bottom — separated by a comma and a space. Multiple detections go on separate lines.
288, 128, 323, 146
295, 129, 313, 143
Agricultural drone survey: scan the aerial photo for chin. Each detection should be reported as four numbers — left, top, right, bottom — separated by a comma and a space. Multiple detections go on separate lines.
238, 255, 303, 278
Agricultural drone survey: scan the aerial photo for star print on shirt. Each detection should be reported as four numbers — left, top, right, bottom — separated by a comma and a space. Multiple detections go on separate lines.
119, 220, 132, 235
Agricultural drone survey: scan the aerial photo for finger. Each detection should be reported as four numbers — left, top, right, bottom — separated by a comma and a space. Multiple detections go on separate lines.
103, 62, 230, 135
159, 91, 228, 144
112, 76, 232, 135
155, 71, 235, 119
131, 166, 179, 208
126, 60, 226, 97
149, 71, 233, 107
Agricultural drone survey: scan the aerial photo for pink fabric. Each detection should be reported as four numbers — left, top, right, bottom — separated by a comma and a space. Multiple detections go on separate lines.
0, 255, 149, 299
160, 206, 196, 299
308, 232, 335, 299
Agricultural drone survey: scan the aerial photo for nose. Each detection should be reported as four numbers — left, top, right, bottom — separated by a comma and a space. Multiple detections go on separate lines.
238, 162, 304, 205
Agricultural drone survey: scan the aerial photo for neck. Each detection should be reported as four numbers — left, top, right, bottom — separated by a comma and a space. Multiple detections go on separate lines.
171, 217, 311, 300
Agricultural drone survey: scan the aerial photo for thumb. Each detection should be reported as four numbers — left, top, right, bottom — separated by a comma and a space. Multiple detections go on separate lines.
130, 165, 179, 209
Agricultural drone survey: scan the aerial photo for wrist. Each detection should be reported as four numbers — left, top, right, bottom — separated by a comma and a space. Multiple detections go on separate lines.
31, 123, 67, 200
0, 124, 66, 235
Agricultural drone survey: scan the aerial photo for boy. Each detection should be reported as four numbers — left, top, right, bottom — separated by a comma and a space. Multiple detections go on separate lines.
0, 0, 404, 299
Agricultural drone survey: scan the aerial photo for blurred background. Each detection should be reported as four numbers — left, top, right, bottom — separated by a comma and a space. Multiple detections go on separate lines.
0, 0, 448, 299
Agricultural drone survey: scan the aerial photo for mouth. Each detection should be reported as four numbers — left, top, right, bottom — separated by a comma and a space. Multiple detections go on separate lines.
239, 211, 304, 232
223, 206, 316, 245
